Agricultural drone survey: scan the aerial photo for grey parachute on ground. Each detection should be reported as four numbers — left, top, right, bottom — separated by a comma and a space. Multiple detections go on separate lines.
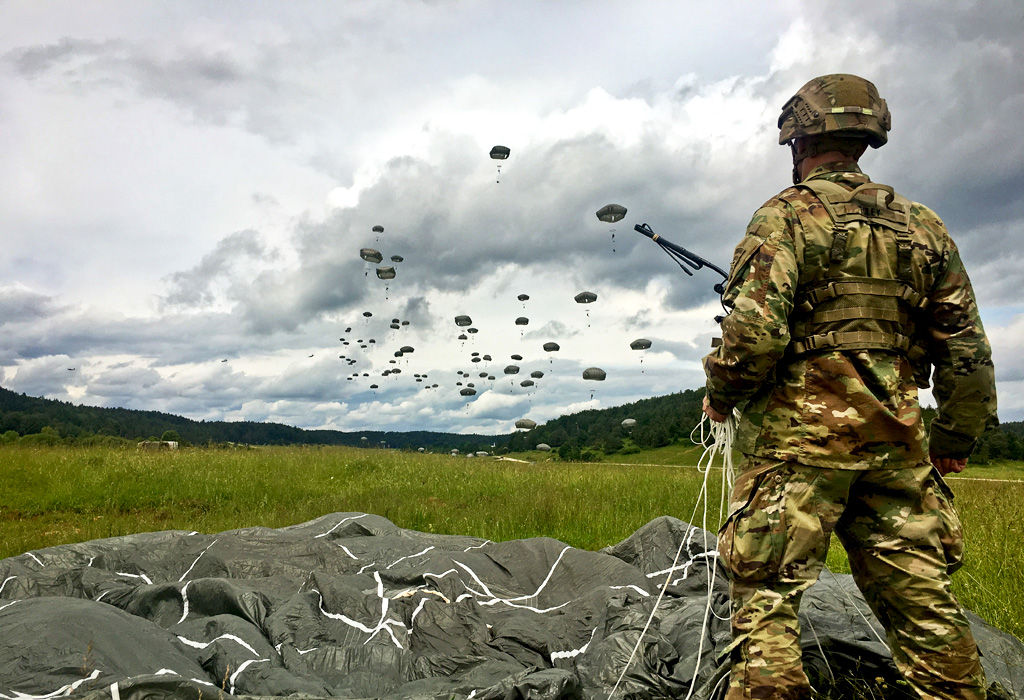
582, 367, 606, 381
3, 515, 1020, 700
360, 248, 383, 264
536, 443, 551, 451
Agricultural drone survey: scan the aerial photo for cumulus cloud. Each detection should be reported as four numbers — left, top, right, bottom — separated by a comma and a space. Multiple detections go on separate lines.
1, 1, 1021, 429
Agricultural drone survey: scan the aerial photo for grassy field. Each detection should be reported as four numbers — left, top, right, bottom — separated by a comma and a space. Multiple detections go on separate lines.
2, 443, 1021, 640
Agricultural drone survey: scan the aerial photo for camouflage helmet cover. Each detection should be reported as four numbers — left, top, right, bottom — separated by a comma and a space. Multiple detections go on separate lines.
778, 74, 891, 148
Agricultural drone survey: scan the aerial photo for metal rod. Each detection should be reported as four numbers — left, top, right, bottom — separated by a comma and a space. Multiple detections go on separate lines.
634, 223, 728, 280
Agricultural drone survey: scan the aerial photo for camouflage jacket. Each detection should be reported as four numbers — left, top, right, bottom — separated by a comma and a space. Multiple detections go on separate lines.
703, 162, 997, 468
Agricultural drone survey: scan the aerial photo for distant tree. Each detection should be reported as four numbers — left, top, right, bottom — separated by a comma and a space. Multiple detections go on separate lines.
161, 430, 181, 442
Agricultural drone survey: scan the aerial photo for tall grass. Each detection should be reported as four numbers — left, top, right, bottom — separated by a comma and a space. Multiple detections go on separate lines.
1, 444, 1021, 639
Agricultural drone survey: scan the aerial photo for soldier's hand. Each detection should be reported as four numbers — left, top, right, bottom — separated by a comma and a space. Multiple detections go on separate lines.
702, 395, 728, 423
932, 455, 968, 476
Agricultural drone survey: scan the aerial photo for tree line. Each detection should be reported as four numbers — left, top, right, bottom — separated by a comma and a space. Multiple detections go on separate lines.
0, 386, 504, 453
1, 384, 1019, 461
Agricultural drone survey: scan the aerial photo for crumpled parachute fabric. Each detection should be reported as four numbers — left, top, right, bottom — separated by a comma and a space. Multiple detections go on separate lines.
1, 513, 1021, 700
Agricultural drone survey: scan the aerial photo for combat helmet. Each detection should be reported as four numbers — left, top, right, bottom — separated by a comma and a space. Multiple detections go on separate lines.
778, 74, 891, 148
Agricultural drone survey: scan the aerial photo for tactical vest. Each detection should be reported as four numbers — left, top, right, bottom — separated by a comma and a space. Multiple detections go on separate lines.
783, 178, 928, 359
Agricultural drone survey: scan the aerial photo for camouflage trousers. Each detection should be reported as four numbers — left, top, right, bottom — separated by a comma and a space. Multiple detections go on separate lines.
717, 459, 986, 700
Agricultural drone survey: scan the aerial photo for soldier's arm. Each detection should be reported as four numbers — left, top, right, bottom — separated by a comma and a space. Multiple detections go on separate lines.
703, 202, 798, 414
922, 234, 998, 460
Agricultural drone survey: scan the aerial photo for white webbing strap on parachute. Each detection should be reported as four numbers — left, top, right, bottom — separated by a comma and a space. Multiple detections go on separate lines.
608, 410, 737, 700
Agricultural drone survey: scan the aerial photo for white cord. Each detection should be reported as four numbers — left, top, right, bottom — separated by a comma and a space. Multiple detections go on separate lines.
608, 410, 738, 700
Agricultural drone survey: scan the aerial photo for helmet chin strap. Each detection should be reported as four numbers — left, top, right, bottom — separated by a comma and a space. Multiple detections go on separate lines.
791, 140, 813, 184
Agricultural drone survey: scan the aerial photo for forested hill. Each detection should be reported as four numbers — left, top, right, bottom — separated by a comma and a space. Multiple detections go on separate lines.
0, 386, 503, 451
506, 389, 707, 456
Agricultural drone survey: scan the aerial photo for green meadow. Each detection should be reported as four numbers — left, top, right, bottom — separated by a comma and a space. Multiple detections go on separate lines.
1, 444, 1021, 640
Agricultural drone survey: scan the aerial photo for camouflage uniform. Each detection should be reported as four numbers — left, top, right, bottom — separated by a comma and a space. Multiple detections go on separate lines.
704, 162, 997, 700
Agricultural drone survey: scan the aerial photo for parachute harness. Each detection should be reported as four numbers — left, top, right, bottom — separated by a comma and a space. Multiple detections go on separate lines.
609, 410, 737, 700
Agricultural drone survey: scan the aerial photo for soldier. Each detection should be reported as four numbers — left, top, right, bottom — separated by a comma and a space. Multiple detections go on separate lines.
702, 74, 997, 700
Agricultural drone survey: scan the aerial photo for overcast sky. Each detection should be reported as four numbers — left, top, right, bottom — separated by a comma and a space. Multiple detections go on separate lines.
2, 0, 1022, 435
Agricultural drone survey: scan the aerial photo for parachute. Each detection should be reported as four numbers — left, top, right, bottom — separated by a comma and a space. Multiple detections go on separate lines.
596, 204, 627, 252
362, 311, 372, 318
510, 354, 523, 361
574, 291, 597, 304
631, 338, 652, 372
530, 370, 544, 379
583, 367, 606, 381
515, 419, 538, 430
621, 418, 637, 430
375, 266, 396, 280
482, 354, 492, 361
519, 380, 534, 388
372, 225, 384, 234
400, 346, 414, 354
595, 204, 627, 223
517, 294, 530, 301
515, 317, 529, 326
467, 327, 479, 334
489, 145, 510, 183
390, 323, 400, 330
542, 342, 560, 352
454, 315, 473, 327
390, 255, 404, 263
504, 365, 520, 375
460, 388, 476, 396
360, 248, 383, 264
536, 443, 551, 451
458, 333, 468, 341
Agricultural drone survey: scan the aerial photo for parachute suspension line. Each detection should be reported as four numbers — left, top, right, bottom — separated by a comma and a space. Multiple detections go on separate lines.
822, 566, 887, 646
608, 411, 737, 700
675, 411, 738, 700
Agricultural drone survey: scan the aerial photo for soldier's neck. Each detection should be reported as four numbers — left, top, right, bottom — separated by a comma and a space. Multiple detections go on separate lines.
797, 152, 858, 181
